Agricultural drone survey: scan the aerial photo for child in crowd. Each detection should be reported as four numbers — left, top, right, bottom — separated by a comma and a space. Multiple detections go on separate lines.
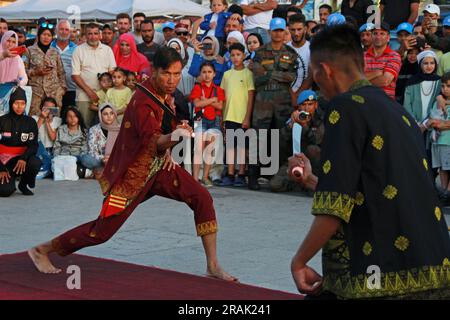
219, 43, 255, 187
126, 71, 138, 92
106, 67, 133, 123
431, 72, 450, 202
33, 97, 62, 179
91, 72, 113, 114
190, 61, 225, 187
200, 0, 230, 48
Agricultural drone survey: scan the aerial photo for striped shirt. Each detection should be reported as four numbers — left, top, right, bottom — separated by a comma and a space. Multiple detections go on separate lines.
364, 46, 401, 100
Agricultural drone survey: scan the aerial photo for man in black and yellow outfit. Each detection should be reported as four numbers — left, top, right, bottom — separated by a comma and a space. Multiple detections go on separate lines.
289, 24, 450, 299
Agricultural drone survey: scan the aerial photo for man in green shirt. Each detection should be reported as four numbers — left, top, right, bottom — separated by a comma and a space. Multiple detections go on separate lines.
289, 24, 450, 299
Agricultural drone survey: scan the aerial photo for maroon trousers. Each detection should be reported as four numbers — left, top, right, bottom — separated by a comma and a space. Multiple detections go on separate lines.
52, 166, 218, 256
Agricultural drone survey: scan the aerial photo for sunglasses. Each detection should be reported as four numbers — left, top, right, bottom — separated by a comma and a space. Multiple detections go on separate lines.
40, 22, 54, 29
176, 32, 189, 36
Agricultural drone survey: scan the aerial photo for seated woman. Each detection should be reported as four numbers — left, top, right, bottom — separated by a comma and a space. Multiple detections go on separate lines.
0, 87, 41, 197
80, 103, 120, 172
53, 107, 88, 176
32, 97, 62, 178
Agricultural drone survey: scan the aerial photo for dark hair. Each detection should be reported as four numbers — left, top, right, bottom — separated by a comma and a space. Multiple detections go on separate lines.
86, 22, 100, 31
307, 20, 318, 27
200, 61, 216, 73
0, 18, 7, 24
13, 28, 26, 36
310, 24, 364, 72
228, 4, 243, 17
319, 4, 332, 13
112, 67, 128, 78
133, 12, 146, 20
63, 106, 87, 132
101, 24, 113, 31
442, 72, 450, 84
287, 6, 303, 15
247, 32, 264, 46
40, 97, 57, 110
288, 13, 306, 26
97, 72, 112, 81
311, 24, 325, 35
344, 15, 358, 29
116, 13, 131, 22
229, 42, 246, 54
141, 18, 154, 28
153, 46, 182, 70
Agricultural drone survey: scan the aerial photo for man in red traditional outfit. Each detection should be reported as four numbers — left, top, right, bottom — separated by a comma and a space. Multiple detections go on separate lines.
28, 47, 237, 282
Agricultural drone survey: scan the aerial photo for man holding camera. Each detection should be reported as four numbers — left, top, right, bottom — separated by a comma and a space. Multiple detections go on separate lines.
423, 6, 450, 54
290, 90, 324, 177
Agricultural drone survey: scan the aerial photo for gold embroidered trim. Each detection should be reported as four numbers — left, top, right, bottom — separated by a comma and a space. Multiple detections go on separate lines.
196, 220, 218, 237
394, 236, 410, 252
372, 135, 384, 151
402, 115, 411, 127
355, 192, 365, 206
383, 185, 398, 200
312, 191, 355, 223
323, 264, 450, 299
363, 242, 372, 256
323, 160, 331, 175
423, 159, 429, 171
352, 95, 365, 104
435, 207, 442, 221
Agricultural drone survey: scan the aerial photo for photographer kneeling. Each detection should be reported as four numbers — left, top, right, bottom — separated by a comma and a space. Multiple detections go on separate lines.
289, 90, 324, 177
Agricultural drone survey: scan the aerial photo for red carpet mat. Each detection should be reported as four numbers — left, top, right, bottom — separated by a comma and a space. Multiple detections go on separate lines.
0, 252, 303, 300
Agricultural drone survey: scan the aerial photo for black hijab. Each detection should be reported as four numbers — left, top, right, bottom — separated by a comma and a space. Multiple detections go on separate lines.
37, 26, 54, 54
8, 86, 27, 118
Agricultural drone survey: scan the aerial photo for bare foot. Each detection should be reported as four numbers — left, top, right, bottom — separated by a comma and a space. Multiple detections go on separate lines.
207, 264, 239, 282
28, 247, 62, 274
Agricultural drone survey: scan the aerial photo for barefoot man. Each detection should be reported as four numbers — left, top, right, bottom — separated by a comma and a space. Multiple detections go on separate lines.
29, 46, 237, 282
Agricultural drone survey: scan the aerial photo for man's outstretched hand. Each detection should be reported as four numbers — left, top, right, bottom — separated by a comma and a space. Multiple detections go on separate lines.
288, 153, 312, 185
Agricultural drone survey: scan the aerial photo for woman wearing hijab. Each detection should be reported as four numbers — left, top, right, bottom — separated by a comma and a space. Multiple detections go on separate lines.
404, 50, 442, 178
0, 31, 28, 86
23, 24, 67, 117
167, 38, 195, 97
80, 103, 120, 171
224, 31, 247, 70
396, 47, 420, 105
113, 33, 150, 76
0, 87, 41, 197
189, 35, 228, 85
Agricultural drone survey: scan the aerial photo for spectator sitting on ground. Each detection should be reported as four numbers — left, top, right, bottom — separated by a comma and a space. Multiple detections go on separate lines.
0, 31, 28, 86
32, 97, 61, 179
189, 36, 227, 86
80, 103, 120, 172
53, 106, 88, 176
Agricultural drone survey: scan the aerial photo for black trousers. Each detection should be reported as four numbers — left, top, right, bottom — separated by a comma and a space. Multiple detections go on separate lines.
0, 156, 41, 197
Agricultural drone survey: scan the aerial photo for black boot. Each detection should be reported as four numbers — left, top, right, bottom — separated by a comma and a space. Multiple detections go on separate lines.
18, 181, 34, 196
248, 165, 260, 191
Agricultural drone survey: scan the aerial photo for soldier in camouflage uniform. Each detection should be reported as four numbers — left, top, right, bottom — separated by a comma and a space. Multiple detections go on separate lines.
248, 17, 298, 192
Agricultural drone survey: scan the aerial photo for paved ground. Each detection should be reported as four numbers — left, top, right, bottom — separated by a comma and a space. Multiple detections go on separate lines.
1, 179, 449, 295
0, 179, 322, 294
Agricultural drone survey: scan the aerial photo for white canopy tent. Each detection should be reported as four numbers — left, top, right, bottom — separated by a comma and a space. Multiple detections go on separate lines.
0, 0, 209, 20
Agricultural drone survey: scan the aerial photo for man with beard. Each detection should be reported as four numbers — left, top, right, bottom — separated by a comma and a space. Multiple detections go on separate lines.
71, 23, 116, 127
137, 19, 161, 66
51, 20, 77, 111
28, 47, 237, 283
132, 12, 146, 45
112, 13, 132, 46
287, 14, 313, 104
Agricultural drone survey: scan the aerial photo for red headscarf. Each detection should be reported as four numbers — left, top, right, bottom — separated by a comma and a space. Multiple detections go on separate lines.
113, 33, 150, 75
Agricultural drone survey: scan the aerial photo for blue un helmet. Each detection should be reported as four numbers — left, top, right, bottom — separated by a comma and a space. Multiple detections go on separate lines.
443, 15, 450, 28
327, 13, 346, 26
359, 22, 375, 33
297, 90, 317, 105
